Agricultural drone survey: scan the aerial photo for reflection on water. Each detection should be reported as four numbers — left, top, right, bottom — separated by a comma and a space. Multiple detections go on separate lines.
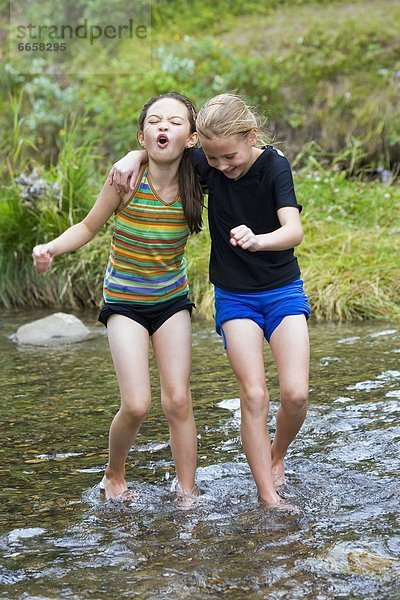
1, 311, 399, 598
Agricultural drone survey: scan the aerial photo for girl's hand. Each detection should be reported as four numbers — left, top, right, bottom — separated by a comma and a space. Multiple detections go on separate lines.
32, 242, 55, 273
230, 225, 259, 251
108, 151, 145, 194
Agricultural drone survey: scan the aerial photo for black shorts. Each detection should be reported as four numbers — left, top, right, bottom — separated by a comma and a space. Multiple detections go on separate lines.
98, 294, 195, 335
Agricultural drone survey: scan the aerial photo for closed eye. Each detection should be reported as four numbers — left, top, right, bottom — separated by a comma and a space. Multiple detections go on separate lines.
206, 154, 236, 161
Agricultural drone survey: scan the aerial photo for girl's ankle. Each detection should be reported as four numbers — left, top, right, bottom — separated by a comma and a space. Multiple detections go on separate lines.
104, 468, 125, 482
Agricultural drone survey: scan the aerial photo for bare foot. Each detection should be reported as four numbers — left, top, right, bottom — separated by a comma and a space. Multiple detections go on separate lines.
171, 478, 199, 509
271, 459, 285, 489
117, 489, 138, 502
99, 475, 134, 501
258, 495, 300, 514
176, 494, 199, 510
257, 487, 282, 508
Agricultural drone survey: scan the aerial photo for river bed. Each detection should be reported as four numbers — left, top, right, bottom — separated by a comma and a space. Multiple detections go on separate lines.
1, 310, 399, 599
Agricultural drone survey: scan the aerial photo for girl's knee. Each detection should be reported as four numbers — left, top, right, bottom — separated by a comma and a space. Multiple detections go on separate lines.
241, 385, 269, 417
162, 389, 191, 421
281, 387, 308, 413
120, 398, 151, 422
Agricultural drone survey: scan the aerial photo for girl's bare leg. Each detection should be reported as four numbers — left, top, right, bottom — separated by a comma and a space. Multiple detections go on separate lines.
221, 319, 281, 506
269, 315, 310, 486
152, 310, 197, 497
103, 315, 151, 499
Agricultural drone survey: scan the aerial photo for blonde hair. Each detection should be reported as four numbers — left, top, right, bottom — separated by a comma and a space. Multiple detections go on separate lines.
196, 93, 268, 145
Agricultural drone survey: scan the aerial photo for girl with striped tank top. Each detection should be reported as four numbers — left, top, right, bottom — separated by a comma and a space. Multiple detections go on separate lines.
32, 93, 204, 502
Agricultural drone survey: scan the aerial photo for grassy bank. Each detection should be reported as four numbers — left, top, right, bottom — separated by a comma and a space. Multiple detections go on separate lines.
1, 159, 399, 321
1, 0, 399, 319
294, 169, 400, 321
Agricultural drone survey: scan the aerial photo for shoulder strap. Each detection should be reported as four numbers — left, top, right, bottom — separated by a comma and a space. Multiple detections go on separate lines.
116, 164, 148, 213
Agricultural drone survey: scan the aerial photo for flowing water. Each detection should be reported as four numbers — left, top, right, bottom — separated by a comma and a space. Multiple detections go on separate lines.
0, 310, 399, 599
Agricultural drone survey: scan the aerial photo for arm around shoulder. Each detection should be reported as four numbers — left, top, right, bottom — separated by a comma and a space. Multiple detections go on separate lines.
108, 149, 148, 192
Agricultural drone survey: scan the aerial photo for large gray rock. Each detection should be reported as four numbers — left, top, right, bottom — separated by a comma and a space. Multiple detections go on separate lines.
15, 313, 91, 346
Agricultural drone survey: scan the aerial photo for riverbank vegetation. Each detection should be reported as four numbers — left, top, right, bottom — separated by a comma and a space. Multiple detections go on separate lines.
1, 0, 399, 320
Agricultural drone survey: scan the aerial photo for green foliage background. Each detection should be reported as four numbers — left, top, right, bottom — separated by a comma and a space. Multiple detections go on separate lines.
1, 0, 399, 319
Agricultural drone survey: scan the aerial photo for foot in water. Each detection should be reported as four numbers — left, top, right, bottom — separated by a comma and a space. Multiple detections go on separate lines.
99, 475, 137, 501
171, 478, 199, 509
258, 495, 300, 514
271, 458, 285, 489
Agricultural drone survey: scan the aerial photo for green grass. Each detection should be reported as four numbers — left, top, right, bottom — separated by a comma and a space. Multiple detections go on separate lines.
1, 0, 399, 319
2, 0, 399, 174
1, 165, 399, 320
151, 0, 400, 170
295, 167, 400, 320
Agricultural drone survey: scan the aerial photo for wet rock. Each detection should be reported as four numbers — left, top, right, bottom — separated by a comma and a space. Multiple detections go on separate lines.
15, 313, 91, 346
8, 528, 46, 543
320, 543, 399, 578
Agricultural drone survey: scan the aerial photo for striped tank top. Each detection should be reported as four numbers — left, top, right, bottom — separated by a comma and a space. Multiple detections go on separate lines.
103, 167, 190, 304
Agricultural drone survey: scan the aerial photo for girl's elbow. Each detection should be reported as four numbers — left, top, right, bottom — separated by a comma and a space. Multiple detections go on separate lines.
81, 219, 101, 240
294, 227, 304, 246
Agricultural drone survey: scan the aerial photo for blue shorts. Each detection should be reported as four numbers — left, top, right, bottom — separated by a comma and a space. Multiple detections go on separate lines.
214, 279, 310, 344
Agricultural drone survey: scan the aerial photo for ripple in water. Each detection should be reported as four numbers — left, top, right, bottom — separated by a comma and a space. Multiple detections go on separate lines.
1, 315, 399, 598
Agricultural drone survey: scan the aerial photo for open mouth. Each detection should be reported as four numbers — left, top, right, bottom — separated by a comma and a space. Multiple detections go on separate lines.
157, 134, 169, 148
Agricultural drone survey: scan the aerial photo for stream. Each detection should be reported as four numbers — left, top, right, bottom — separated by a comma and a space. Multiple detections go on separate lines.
1, 310, 399, 598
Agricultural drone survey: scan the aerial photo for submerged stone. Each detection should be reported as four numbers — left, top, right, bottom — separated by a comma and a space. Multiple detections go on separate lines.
8, 527, 46, 542
15, 312, 91, 346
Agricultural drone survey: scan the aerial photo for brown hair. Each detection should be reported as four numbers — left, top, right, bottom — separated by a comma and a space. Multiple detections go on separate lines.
196, 93, 268, 145
138, 92, 204, 234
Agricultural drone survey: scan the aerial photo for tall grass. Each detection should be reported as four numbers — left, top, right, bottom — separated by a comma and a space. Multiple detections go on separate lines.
1, 1, 399, 318
295, 166, 400, 320
52, 118, 99, 226
2, 91, 37, 179
185, 165, 400, 322
0, 118, 109, 308
299, 224, 400, 320
186, 214, 214, 318
1, 161, 399, 320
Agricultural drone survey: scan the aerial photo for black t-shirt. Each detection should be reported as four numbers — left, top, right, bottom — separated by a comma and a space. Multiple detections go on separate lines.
191, 146, 302, 292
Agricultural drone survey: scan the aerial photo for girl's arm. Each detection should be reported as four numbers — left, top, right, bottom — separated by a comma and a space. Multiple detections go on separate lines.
32, 179, 122, 273
108, 150, 148, 193
230, 207, 303, 252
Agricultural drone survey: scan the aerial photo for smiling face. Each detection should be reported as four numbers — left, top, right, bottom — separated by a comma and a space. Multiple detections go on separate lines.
138, 98, 197, 163
198, 130, 260, 180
